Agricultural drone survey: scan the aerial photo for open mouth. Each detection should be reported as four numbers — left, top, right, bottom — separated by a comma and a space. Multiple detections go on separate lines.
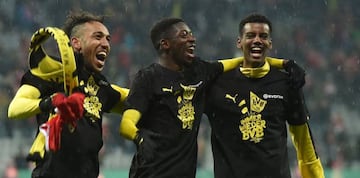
186, 45, 196, 58
250, 47, 263, 59
96, 51, 107, 61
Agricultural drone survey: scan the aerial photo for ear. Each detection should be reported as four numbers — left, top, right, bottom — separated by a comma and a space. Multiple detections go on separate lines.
159, 39, 170, 50
268, 38, 273, 49
71, 37, 81, 52
236, 36, 242, 49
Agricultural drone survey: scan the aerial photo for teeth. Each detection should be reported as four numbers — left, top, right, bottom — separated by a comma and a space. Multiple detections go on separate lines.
97, 51, 107, 57
252, 47, 261, 50
96, 52, 107, 61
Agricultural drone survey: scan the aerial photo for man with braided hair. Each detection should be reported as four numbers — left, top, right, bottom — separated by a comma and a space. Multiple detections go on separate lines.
8, 10, 128, 178
118, 17, 303, 178
205, 13, 324, 178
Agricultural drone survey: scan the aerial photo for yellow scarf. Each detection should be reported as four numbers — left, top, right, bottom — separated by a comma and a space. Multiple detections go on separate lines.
30, 50, 64, 82
28, 27, 78, 93
28, 27, 78, 160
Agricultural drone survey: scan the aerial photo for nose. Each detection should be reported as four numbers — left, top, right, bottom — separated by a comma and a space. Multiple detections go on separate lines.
101, 38, 110, 51
188, 34, 196, 42
253, 35, 264, 45
253, 35, 262, 43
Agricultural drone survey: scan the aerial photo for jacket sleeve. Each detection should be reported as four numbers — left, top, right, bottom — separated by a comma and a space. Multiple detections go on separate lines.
8, 84, 42, 119
266, 57, 285, 68
109, 84, 130, 114
218, 57, 244, 72
289, 123, 325, 178
119, 109, 141, 140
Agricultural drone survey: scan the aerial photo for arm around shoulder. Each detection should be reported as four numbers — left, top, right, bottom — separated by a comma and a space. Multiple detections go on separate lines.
266, 57, 286, 68
218, 57, 244, 72
110, 84, 130, 114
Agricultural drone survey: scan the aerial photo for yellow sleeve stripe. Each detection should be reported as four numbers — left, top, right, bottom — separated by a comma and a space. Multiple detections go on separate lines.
8, 84, 42, 119
110, 84, 129, 113
119, 109, 141, 140
289, 123, 317, 162
219, 57, 244, 72
266, 57, 285, 69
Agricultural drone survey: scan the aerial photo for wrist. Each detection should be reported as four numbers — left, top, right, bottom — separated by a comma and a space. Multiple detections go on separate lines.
283, 59, 294, 70
39, 96, 54, 112
133, 132, 143, 146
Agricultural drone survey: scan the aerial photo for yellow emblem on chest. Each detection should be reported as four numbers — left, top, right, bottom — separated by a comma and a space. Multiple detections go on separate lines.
176, 82, 202, 129
81, 76, 102, 121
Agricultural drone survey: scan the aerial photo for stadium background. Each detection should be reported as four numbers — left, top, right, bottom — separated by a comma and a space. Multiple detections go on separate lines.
0, 0, 360, 177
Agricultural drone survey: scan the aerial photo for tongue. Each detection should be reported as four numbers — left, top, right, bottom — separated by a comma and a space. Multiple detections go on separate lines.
96, 54, 106, 61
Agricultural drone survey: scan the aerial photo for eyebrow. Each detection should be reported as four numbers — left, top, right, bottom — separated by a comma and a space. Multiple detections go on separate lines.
93, 31, 110, 37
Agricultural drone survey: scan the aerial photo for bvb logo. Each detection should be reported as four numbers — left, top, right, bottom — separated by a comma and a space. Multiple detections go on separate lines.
239, 114, 266, 143
177, 82, 202, 129
238, 91, 267, 143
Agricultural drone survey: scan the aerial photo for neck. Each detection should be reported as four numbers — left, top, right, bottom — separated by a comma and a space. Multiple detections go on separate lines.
240, 60, 270, 78
158, 55, 182, 71
243, 60, 265, 68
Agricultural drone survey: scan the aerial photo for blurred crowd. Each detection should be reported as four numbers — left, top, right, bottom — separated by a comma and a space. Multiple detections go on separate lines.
1, 0, 360, 177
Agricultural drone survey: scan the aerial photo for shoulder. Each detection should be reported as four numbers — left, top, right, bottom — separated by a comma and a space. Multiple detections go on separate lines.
193, 57, 219, 66
21, 71, 62, 96
268, 67, 289, 79
192, 58, 223, 73
134, 63, 160, 78
129, 63, 161, 88
265, 67, 293, 91
21, 70, 60, 86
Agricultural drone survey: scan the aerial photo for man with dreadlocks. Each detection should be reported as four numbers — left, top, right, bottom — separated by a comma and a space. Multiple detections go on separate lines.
8, 10, 128, 178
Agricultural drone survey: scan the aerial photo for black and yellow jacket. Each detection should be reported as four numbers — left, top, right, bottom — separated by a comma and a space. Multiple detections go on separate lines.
8, 52, 128, 178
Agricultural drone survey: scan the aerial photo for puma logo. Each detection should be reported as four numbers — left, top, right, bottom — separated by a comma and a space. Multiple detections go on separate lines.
225, 94, 238, 103
162, 86, 173, 93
